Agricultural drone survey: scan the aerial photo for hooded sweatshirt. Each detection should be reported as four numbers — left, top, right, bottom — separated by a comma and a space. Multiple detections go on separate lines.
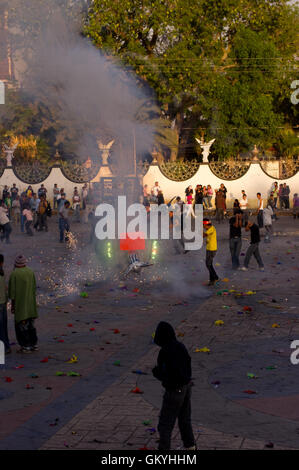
152, 321, 192, 390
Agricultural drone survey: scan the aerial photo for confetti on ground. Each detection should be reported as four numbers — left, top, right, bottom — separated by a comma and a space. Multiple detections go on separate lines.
80, 292, 88, 298
272, 323, 280, 328
132, 370, 148, 375
67, 354, 78, 364
243, 390, 257, 394
131, 387, 143, 394
214, 320, 224, 326
195, 347, 210, 353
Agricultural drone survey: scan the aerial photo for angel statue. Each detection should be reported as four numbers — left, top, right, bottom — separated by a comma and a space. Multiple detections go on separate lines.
3, 142, 18, 166
97, 139, 115, 166
195, 138, 215, 163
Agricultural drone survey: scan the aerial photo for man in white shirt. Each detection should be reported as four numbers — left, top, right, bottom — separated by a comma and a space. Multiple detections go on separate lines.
152, 182, 161, 198
239, 193, 248, 226
257, 193, 264, 228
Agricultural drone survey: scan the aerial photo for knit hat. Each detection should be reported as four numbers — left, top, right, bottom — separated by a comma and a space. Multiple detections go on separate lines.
14, 255, 26, 268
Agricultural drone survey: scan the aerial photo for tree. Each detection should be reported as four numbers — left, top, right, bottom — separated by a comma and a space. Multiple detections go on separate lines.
85, 0, 299, 160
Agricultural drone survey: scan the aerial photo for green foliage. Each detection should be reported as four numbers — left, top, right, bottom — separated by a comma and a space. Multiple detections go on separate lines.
85, 0, 299, 160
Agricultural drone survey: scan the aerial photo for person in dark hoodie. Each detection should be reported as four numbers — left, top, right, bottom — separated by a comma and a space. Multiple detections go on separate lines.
152, 321, 196, 450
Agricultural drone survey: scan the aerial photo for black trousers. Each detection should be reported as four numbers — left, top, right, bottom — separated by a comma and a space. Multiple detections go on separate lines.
206, 250, 218, 281
158, 383, 195, 450
15, 318, 37, 348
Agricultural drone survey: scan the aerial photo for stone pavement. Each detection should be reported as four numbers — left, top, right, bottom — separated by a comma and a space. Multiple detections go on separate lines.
0, 213, 298, 450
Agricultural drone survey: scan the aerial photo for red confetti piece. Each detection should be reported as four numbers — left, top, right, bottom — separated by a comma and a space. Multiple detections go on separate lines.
131, 387, 143, 394
113, 329, 120, 334
15, 365, 24, 369
4, 377, 13, 383
243, 390, 257, 394
90, 328, 95, 332
40, 358, 49, 363
58, 340, 64, 343
243, 306, 252, 312
67, 324, 73, 327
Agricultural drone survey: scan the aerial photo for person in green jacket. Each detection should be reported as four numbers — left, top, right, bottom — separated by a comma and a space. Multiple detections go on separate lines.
0, 254, 10, 354
8, 255, 38, 354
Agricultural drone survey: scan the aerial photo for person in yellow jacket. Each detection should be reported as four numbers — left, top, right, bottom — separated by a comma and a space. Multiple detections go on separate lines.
203, 218, 219, 286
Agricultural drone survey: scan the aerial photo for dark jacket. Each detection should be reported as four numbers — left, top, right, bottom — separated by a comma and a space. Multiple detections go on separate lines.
152, 321, 192, 390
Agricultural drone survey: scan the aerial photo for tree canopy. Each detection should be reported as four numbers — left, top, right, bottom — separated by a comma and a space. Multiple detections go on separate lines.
85, 0, 299, 160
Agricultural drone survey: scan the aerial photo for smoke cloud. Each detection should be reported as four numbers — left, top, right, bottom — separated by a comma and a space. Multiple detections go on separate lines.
5, 0, 154, 173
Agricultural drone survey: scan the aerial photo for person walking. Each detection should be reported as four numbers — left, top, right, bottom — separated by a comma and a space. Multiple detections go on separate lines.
215, 189, 225, 223
0, 203, 12, 244
241, 221, 264, 271
22, 204, 34, 236
8, 255, 38, 353
263, 204, 273, 243
256, 193, 264, 228
0, 254, 10, 354
53, 184, 60, 210
152, 321, 196, 451
11, 194, 21, 225
239, 193, 249, 226
203, 218, 219, 285
72, 189, 81, 223
36, 195, 48, 231
59, 200, 71, 243
229, 209, 243, 270
206, 185, 213, 209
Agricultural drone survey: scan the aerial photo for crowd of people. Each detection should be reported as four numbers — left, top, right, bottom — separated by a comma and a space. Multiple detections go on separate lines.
143, 180, 299, 223
0, 182, 95, 245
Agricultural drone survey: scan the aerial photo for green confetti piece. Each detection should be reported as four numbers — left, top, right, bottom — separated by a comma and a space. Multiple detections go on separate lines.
67, 371, 81, 377
80, 292, 88, 298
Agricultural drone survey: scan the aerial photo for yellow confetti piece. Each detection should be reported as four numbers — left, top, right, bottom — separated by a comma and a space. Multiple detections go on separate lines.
222, 278, 229, 282
67, 354, 78, 364
246, 291, 256, 295
214, 320, 224, 326
195, 347, 210, 353
272, 323, 280, 328
215, 263, 221, 266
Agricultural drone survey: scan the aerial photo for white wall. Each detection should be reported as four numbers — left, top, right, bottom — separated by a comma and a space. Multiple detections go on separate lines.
143, 162, 299, 208
0, 167, 86, 204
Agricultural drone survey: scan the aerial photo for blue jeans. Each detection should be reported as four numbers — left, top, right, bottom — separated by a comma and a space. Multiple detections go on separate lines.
20, 213, 25, 233
230, 237, 242, 269
0, 303, 10, 350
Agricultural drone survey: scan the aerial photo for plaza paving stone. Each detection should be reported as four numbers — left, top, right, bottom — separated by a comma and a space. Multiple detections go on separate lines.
0, 214, 298, 449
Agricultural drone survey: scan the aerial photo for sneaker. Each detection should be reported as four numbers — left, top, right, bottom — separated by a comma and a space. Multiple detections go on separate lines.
241, 267, 248, 271
17, 347, 33, 354
31, 345, 39, 351
260, 267, 265, 272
